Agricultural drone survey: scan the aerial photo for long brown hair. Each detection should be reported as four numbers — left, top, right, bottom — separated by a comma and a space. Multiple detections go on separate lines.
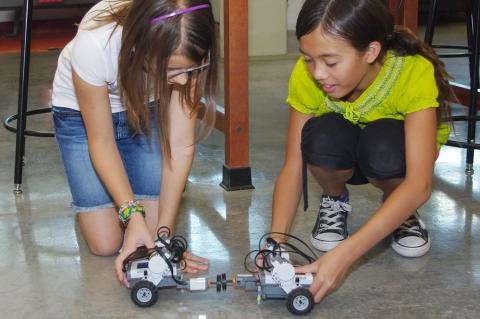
88, 0, 217, 159
296, 0, 452, 124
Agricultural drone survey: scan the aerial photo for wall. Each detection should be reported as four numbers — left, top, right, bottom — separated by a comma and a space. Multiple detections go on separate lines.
287, 0, 304, 31
249, 0, 287, 56
215, 0, 287, 57
211, 0, 221, 23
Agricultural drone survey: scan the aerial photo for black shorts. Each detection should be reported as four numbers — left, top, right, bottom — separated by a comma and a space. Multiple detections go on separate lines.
300, 112, 406, 208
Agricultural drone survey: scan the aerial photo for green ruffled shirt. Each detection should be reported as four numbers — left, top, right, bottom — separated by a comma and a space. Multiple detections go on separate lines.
286, 51, 450, 148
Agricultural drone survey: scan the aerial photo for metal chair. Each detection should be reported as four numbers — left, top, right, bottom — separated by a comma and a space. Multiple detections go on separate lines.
2, 0, 99, 194
424, 0, 480, 175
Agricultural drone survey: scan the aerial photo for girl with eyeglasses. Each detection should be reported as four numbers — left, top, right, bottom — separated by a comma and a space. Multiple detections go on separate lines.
51, 0, 217, 286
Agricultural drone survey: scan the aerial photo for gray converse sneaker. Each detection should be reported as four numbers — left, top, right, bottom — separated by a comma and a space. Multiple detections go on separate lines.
310, 196, 352, 251
391, 212, 431, 257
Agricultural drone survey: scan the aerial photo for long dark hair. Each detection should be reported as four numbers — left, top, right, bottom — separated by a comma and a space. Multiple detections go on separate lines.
88, 0, 217, 159
296, 0, 452, 124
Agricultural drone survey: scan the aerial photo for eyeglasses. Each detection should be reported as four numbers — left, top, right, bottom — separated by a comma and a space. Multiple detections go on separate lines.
167, 61, 210, 79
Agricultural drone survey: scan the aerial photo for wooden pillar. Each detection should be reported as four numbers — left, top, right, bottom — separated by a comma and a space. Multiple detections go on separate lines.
220, 0, 254, 190
387, 0, 419, 33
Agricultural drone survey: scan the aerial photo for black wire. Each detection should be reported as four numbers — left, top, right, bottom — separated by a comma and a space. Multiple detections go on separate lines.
156, 247, 187, 285
244, 250, 258, 273
277, 242, 317, 264
259, 232, 319, 260
244, 232, 318, 274
169, 235, 188, 263
243, 249, 276, 273
122, 226, 189, 286
154, 227, 188, 282
157, 226, 171, 238
122, 246, 157, 271
155, 227, 188, 263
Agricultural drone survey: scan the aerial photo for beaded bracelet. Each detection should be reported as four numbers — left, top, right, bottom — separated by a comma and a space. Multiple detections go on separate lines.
118, 200, 146, 226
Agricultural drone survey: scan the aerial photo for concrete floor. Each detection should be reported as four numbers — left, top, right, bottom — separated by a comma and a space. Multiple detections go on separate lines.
0, 22, 479, 319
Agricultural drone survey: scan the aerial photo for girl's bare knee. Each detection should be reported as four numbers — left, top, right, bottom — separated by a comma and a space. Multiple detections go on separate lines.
77, 208, 123, 256
86, 239, 122, 257
367, 177, 403, 194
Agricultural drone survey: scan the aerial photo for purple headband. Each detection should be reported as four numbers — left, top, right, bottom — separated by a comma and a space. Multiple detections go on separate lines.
150, 4, 210, 25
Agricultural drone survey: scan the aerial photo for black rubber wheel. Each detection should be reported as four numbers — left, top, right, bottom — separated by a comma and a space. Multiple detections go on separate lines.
131, 281, 158, 307
216, 274, 221, 293
286, 287, 314, 315
221, 273, 227, 291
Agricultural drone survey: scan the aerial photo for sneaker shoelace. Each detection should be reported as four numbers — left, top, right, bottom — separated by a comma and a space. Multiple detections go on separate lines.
396, 214, 425, 239
314, 197, 352, 235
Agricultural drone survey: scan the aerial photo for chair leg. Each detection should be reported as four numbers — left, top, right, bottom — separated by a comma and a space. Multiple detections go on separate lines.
466, 0, 474, 78
424, 0, 440, 45
13, 0, 34, 195
465, 0, 480, 175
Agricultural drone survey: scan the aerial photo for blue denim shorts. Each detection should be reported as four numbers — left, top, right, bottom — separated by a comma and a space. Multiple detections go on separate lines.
53, 106, 162, 213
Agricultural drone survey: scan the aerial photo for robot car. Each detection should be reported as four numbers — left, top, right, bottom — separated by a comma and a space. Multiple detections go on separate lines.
123, 230, 214, 307
235, 240, 316, 315
122, 230, 316, 315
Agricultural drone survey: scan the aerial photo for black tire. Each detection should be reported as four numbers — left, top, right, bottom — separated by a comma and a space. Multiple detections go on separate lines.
131, 281, 158, 307
286, 287, 314, 315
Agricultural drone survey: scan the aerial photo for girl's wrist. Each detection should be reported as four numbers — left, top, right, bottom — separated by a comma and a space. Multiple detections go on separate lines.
127, 212, 146, 227
336, 235, 367, 266
268, 233, 287, 244
118, 200, 146, 226
268, 224, 291, 243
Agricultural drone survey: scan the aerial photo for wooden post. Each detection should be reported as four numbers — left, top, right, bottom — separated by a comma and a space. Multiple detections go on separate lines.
220, 0, 254, 190
387, 0, 419, 33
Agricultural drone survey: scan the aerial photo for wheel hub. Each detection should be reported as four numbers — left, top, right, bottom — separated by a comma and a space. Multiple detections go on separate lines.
293, 295, 309, 311
137, 288, 153, 303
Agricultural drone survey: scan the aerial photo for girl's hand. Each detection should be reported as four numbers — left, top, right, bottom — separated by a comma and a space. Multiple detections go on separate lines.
115, 214, 155, 287
294, 248, 352, 303
181, 251, 209, 274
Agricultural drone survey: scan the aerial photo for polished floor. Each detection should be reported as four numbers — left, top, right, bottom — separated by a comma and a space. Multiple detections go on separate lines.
0, 23, 479, 319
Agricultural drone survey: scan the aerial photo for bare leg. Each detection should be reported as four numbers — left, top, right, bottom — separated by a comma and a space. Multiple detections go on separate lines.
308, 165, 354, 196
78, 207, 123, 256
368, 177, 403, 199
368, 177, 418, 221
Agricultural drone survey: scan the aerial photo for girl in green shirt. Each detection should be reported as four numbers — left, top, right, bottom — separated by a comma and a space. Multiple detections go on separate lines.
270, 0, 452, 304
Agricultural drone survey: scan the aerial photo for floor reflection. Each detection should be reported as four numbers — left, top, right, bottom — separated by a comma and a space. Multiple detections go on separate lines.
0, 26, 479, 317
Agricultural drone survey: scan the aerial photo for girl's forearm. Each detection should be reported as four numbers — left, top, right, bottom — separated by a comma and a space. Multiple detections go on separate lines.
89, 139, 134, 207
339, 179, 431, 264
156, 145, 195, 231
270, 165, 303, 240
